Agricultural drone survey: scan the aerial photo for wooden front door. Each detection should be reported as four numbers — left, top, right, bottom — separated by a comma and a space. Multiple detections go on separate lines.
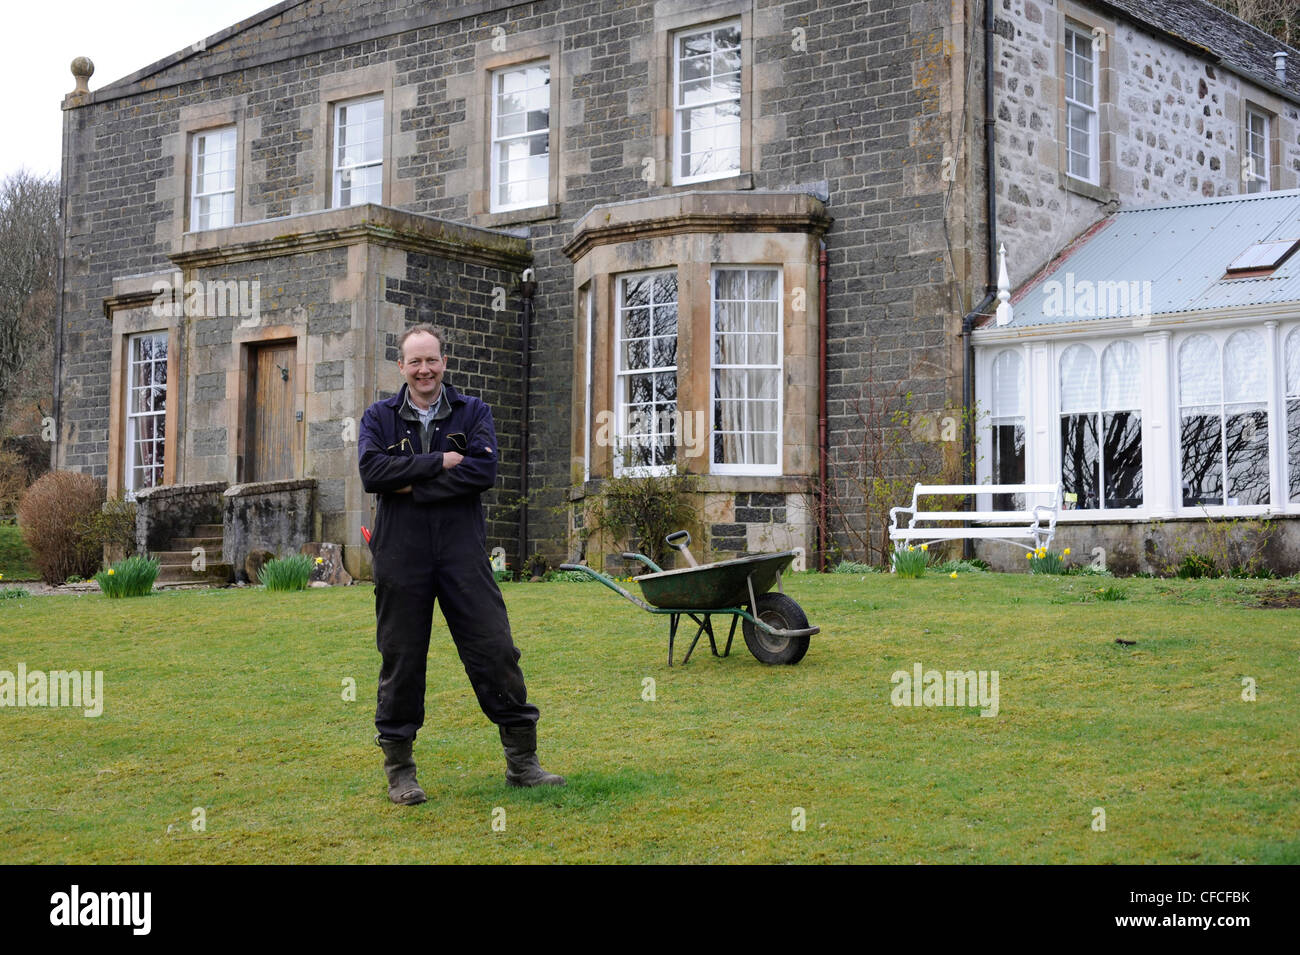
246, 342, 298, 481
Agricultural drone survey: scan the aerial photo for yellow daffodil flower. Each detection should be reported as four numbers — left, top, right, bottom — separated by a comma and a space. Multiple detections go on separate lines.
949, 571, 958, 579
315, 557, 324, 565
1025, 552, 1033, 560
107, 568, 115, 576
920, 544, 928, 552
1063, 548, 1071, 556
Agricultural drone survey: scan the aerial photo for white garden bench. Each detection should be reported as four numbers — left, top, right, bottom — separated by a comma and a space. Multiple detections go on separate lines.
888, 483, 1060, 562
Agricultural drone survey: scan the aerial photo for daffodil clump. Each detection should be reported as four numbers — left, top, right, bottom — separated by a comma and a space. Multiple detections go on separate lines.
1026, 546, 1069, 575
96, 555, 160, 598
259, 553, 316, 592
891, 543, 930, 578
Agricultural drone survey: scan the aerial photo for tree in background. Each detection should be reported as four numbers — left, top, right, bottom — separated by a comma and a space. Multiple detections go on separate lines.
0, 170, 59, 514
1209, 0, 1296, 47
0, 171, 59, 514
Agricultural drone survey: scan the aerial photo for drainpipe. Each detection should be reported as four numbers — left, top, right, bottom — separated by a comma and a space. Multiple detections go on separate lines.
816, 242, 829, 572
516, 267, 536, 581
960, 0, 1002, 558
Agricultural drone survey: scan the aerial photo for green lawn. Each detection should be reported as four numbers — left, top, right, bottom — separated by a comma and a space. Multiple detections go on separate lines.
0, 573, 1296, 863
0, 524, 38, 581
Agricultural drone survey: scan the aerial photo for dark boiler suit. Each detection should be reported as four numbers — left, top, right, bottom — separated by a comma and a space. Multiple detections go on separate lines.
358, 380, 539, 741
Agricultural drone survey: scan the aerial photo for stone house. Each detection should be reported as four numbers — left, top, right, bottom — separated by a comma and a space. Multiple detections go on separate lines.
51, 0, 1300, 580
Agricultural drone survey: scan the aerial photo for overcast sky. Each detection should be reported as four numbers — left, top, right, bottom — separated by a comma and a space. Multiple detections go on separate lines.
1, 1, 277, 181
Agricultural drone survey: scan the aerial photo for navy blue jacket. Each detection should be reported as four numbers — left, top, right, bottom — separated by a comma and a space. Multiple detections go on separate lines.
358, 381, 501, 551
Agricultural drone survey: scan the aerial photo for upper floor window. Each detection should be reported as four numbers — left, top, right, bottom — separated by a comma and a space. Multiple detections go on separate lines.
712, 267, 781, 474
615, 271, 679, 475
333, 95, 383, 207
491, 63, 550, 212
1059, 341, 1143, 509
191, 126, 236, 231
126, 332, 168, 496
1064, 24, 1098, 184
673, 21, 741, 184
1245, 108, 1271, 193
1178, 331, 1270, 507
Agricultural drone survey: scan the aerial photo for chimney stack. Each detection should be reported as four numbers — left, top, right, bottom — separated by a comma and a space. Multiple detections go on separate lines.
1274, 51, 1288, 85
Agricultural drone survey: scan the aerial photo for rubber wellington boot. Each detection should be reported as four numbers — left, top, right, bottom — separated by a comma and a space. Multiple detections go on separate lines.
376, 735, 427, 805
499, 724, 566, 787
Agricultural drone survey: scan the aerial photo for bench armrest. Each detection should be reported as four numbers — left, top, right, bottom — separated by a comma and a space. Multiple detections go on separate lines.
889, 505, 914, 530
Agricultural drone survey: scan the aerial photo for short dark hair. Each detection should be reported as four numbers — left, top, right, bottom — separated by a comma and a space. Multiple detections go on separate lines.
399, 324, 446, 360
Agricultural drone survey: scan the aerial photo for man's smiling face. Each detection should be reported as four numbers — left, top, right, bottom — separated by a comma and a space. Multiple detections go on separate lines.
397, 331, 446, 408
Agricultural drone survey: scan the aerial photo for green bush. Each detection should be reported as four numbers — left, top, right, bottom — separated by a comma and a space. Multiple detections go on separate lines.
832, 560, 880, 574
932, 559, 988, 574
1093, 585, 1128, 601
95, 555, 159, 598
259, 554, 314, 592
0, 587, 26, 600
1176, 553, 1221, 579
891, 545, 928, 578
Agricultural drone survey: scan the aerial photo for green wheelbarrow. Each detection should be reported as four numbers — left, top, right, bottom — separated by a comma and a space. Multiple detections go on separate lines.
560, 531, 820, 666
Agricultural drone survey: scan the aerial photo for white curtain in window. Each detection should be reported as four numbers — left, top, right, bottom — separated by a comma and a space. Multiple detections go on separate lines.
1059, 344, 1098, 413
1178, 334, 1220, 409
1101, 341, 1141, 410
1224, 330, 1267, 404
991, 349, 1024, 418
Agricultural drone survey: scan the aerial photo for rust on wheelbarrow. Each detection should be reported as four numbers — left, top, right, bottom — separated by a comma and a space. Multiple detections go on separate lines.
560, 530, 821, 666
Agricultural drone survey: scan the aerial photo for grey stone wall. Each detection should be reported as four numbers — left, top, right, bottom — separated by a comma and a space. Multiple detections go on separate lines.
223, 479, 316, 582
133, 481, 227, 555
976, 515, 1300, 576
995, 0, 1300, 281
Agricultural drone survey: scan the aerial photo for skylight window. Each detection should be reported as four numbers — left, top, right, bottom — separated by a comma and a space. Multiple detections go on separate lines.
1224, 238, 1300, 276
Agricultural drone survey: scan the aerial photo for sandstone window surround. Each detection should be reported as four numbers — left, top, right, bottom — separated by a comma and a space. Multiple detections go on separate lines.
489, 61, 552, 213
332, 95, 385, 208
1242, 102, 1279, 194
613, 269, 680, 475
103, 274, 182, 500
191, 126, 237, 231
563, 190, 830, 492
458, 36, 563, 227
305, 65, 415, 215
647, 0, 755, 193
1055, 6, 1116, 204
157, 99, 252, 249
976, 319, 1300, 520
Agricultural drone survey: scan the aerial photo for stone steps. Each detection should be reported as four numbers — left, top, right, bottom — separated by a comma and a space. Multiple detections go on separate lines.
152, 530, 232, 589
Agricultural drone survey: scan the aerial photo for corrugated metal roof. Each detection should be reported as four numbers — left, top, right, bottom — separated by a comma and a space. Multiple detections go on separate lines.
1004, 189, 1300, 327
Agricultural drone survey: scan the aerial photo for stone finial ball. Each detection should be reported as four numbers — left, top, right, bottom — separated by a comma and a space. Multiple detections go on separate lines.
71, 57, 95, 79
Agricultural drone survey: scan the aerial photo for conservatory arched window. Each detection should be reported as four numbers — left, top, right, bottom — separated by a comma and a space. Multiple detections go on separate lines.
991, 348, 1025, 510
1059, 341, 1143, 509
1178, 331, 1269, 507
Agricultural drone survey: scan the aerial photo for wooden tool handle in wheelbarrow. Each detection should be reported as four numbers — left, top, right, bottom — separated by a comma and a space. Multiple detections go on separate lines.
664, 530, 697, 567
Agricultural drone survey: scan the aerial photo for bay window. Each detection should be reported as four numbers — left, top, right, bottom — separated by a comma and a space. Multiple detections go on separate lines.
615, 271, 679, 474
1286, 327, 1300, 502
711, 268, 781, 474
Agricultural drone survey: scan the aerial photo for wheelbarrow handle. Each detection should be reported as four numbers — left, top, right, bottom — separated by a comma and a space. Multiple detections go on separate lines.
559, 564, 656, 612
664, 530, 698, 567
621, 552, 664, 574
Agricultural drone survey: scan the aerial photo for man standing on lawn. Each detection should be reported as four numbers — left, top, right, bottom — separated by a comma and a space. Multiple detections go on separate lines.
357, 323, 564, 805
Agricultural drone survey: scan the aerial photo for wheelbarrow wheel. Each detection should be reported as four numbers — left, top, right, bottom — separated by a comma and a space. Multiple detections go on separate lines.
742, 592, 811, 665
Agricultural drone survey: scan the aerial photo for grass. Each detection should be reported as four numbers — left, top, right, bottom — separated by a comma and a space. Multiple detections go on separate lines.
0, 574, 1296, 864
0, 523, 38, 581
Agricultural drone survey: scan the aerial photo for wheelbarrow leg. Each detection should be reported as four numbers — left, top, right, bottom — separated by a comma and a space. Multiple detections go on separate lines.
681, 613, 716, 665
723, 614, 739, 658
668, 613, 680, 667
